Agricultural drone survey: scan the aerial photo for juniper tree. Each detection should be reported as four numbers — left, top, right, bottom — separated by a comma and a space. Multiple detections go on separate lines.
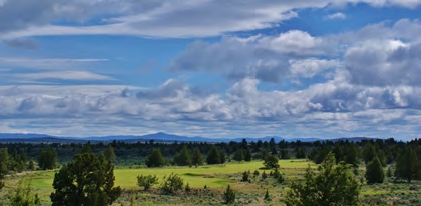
50, 152, 121, 206
365, 156, 384, 184
284, 152, 360, 206
146, 148, 166, 168
206, 146, 220, 165
174, 145, 191, 166
38, 146, 57, 170
191, 147, 204, 166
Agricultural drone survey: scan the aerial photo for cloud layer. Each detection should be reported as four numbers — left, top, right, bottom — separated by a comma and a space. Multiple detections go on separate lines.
0, 1, 421, 139
1, 0, 421, 39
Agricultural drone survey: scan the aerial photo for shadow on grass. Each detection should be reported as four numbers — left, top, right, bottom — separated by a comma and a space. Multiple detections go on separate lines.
183, 173, 203, 177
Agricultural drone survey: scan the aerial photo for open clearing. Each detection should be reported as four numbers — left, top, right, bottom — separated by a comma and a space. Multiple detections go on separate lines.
26, 160, 313, 190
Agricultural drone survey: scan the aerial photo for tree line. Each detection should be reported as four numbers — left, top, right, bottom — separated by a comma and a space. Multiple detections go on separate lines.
1, 137, 421, 205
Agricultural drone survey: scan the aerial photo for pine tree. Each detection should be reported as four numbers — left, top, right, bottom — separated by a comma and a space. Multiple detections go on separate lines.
191, 148, 204, 166
38, 146, 57, 170
81, 142, 92, 154
206, 146, 220, 165
386, 166, 392, 178
295, 147, 306, 159
344, 143, 360, 167
280, 149, 291, 159
223, 184, 235, 204
244, 148, 252, 162
0, 148, 9, 190
365, 156, 384, 184
395, 146, 419, 183
264, 189, 270, 201
146, 148, 166, 168
174, 145, 192, 166
233, 149, 244, 162
219, 150, 226, 164
103, 145, 116, 162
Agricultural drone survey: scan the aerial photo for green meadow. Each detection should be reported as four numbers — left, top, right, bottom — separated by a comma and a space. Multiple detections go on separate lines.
3, 159, 420, 205
22, 160, 313, 190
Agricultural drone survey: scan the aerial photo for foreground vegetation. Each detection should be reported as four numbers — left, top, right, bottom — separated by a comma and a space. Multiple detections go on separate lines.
0, 137, 421, 205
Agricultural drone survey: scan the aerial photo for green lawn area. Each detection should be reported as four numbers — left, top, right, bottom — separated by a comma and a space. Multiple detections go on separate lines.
24, 160, 314, 190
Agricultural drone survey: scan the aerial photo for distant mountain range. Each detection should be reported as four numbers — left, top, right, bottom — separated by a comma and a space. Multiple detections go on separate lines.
0, 132, 374, 143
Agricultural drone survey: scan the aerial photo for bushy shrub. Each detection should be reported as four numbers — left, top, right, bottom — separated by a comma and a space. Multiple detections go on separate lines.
262, 171, 267, 179
9, 180, 40, 206
137, 174, 159, 191
160, 173, 184, 193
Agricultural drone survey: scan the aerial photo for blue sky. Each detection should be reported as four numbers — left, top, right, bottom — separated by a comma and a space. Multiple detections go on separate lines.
1, 0, 421, 140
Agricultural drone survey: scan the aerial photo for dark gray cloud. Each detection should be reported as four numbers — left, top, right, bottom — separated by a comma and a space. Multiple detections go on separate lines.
0, 0, 53, 32
345, 41, 421, 86
3, 38, 38, 49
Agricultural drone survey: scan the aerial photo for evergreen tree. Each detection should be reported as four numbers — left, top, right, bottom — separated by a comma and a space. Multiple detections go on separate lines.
81, 142, 92, 154
261, 171, 267, 179
395, 146, 419, 183
244, 148, 252, 162
0, 148, 8, 190
280, 149, 291, 159
50, 152, 121, 206
365, 156, 384, 184
185, 182, 191, 192
344, 143, 360, 167
191, 148, 204, 166
219, 149, 226, 164
296, 147, 306, 159
145, 148, 166, 168
241, 171, 249, 182
38, 146, 57, 170
206, 146, 220, 165
362, 142, 386, 166
386, 166, 393, 178
284, 152, 360, 206
223, 184, 235, 204
9, 180, 41, 206
28, 159, 35, 171
232, 149, 244, 162
103, 145, 116, 162
173, 145, 192, 166
263, 154, 279, 169
264, 189, 270, 201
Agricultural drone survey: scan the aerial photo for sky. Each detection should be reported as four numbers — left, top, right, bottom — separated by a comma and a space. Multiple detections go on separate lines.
0, 0, 421, 140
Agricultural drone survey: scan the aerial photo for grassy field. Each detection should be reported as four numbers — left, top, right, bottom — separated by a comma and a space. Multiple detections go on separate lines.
22, 159, 314, 190
2, 160, 420, 205
1, 160, 312, 205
